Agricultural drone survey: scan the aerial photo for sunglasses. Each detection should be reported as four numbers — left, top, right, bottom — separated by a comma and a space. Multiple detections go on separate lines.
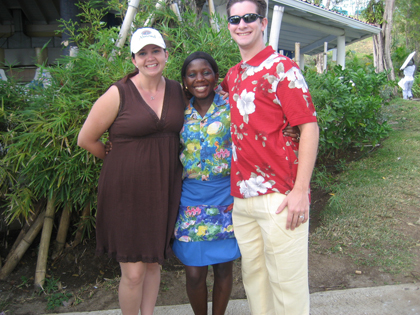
228, 13, 264, 25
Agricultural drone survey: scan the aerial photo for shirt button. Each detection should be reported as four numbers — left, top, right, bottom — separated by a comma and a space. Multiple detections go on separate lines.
201, 138, 204, 142
202, 159, 205, 163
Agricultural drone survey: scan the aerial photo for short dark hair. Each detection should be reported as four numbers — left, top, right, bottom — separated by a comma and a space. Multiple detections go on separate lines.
226, 0, 267, 18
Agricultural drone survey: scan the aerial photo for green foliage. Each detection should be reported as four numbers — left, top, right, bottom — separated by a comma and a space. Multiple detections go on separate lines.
412, 73, 420, 98
305, 62, 392, 161
394, 0, 420, 54
392, 45, 411, 70
361, 0, 384, 24
0, 2, 126, 225
46, 292, 73, 310
42, 275, 60, 294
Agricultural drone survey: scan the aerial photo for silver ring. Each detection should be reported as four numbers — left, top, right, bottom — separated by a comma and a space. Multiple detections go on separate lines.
299, 215, 304, 220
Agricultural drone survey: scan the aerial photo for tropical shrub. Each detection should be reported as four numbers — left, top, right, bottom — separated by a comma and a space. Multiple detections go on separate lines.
412, 73, 420, 98
305, 63, 393, 161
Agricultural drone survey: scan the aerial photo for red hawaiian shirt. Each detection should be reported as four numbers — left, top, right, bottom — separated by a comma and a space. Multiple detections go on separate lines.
221, 46, 317, 198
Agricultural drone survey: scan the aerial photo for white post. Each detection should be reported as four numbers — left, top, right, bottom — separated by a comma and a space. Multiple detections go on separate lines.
337, 35, 346, 69
295, 42, 300, 67
115, 0, 141, 49
208, 0, 220, 31
264, 0, 269, 44
332, 48, 337, 61
268, 6, 284, 51
323, 41, 328, 72
170, 3, 182, 22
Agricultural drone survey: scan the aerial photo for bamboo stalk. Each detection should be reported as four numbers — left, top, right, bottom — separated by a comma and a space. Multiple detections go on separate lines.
5, 202, 43, 262
34, 195, 56, 288
72, 202, 90, 248
52, 204, 71, 258
0, 212, 46, 280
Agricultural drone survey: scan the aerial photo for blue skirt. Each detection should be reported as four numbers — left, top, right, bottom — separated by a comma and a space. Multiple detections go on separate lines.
173, 177, 241, 266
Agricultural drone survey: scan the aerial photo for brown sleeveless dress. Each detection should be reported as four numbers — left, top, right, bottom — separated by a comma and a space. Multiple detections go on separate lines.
95, 78, 184, 264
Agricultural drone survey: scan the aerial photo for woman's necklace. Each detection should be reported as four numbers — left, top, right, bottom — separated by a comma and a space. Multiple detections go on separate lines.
138, 77, 162, 101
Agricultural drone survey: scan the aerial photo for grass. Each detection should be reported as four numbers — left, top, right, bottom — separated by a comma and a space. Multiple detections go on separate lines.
310, 98, 420, 274
346, 37, 373, 56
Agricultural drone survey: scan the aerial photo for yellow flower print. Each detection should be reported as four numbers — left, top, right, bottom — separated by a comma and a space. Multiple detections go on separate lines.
225, 225, 233, 232
197, 226, 208, 236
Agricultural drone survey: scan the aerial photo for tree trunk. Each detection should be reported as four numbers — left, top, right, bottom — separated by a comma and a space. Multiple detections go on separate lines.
0, 212, 46, 280
373, 0, 395, 81
53, 204, 71, 258
373, 33, 384, 72
316, 53, 324, 73
5, 202, 43, 262
383, 0, 395, 81
72, 202, 90, 248
34, 195, 56, 289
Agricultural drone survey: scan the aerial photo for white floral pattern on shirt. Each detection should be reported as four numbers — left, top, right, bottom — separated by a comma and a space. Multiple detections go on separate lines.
236, 89, 256, 124
239, 175, 273, 198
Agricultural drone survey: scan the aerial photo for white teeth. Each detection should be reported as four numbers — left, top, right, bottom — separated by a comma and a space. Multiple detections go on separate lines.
146, 64, 157, 68
195, 87, 206, 92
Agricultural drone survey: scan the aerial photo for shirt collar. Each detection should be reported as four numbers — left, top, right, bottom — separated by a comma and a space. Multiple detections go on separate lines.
241, 46, 275, 67
190, 92, 227, 109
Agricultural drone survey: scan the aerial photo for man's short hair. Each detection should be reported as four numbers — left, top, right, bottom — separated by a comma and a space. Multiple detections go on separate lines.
226, 0, 267, 18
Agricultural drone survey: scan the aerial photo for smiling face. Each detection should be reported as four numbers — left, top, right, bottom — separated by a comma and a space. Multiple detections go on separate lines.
227, 1, 267, 59
183, 59, 219, 101
132, 44, 168, 77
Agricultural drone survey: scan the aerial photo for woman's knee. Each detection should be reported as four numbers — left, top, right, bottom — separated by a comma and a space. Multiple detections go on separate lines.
185, 266, 207, 287
120, 262, 147, 286
213, 261, 233, 280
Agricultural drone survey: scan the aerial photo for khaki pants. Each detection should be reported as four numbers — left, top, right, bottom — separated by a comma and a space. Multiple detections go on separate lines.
233, 193, 309, 315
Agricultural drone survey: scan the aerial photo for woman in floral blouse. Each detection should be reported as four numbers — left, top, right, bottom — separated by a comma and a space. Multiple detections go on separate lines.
172, 52, 240, 315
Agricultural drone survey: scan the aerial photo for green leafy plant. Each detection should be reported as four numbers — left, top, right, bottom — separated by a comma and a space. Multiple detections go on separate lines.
412, 73, 420, 98
42, 275, 60, 294
46, 292, 73, 310
305, 63, 392, 161
16, 276, 30, 289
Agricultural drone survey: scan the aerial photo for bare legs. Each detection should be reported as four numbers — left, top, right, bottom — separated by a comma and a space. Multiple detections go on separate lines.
119, 261, 161, 315
185, 261, 234, 315
212, 262, 233, 315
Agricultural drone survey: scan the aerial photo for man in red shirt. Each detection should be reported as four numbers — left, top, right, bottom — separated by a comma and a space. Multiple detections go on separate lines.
221, 0, 319, 314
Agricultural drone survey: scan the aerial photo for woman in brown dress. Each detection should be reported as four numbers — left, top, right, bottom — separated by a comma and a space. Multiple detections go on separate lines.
78, 28, 184, 315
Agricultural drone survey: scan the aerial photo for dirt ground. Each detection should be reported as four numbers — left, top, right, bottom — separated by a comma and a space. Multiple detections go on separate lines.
0, 187, 419, 315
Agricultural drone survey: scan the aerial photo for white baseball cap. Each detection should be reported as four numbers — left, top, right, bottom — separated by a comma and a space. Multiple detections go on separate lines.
130, 28, 166, 54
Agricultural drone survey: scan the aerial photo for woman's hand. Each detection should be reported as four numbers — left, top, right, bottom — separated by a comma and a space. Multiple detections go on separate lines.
105, 140, 113, 155
283, 125, 300, 143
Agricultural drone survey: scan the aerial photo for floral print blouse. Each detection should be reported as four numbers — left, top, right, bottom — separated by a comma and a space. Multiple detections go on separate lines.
179, 93, 232, 181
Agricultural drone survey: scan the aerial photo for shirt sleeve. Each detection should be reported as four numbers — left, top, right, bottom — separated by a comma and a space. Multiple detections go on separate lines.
220, 76, 229, 92
275, 59, 317, 127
